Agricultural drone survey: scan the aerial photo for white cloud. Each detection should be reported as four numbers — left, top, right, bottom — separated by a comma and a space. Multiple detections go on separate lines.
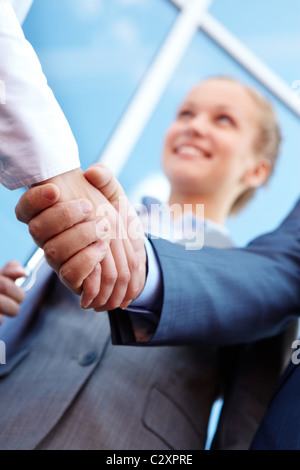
111, 18, 140, 46
72, 0, 104, 18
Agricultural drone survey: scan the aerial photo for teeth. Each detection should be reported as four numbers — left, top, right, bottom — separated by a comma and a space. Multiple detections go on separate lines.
177, 146, 204, 157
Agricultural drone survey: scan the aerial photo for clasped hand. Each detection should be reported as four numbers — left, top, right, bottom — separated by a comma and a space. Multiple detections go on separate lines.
15, 164, 147, 312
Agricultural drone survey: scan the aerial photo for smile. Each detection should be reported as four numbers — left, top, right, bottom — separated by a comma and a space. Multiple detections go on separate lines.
175, 145, 212, 159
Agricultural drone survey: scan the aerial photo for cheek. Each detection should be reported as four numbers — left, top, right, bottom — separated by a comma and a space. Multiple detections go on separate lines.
215, 133, 251, 168
214, 131, 238, 156
162, 127, 177, 167
163, 126, 177, 152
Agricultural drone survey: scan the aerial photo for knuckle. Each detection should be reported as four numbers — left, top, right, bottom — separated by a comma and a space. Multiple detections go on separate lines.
28, 218, 42, 240
102, 268, 118, 286
128, 256, 139, 272
118, 269, 131, 286
60, 206, 72, 227
60, 265, 77, 286
44, 240, 60, 263
80, 249, 97, 268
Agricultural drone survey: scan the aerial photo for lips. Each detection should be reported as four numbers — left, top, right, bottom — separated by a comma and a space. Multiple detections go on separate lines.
175, 145, 212, 159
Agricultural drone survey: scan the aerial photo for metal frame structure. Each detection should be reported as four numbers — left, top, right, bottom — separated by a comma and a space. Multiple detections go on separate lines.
100, 0, 300, 177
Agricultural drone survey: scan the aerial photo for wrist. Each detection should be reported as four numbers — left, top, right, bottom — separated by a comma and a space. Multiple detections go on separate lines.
33, 168, 86, 203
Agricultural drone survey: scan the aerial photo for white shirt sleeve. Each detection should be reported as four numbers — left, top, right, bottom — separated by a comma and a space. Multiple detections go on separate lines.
4, 0, 34, 24
0, 2, 81, 190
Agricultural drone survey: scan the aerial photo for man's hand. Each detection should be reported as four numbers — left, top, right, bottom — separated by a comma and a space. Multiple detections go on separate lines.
0, 261, 26, 325
15, 165, 147, 311
83, 164, 146, 311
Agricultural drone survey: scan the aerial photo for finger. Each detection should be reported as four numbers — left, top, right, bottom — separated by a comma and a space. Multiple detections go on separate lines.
87, 249, 117, 310
119, 237, 140, 308
44, 218, 110, 274
29, 199, 93, 247
59, 241, 109, 295
0, 314, 3, 325
0, 294, 21, 317
98, 239, 140, 311
1, 261, 27, 280
0, 275, 25, 304
80, 264, 101, 309
84, 164, 125, 203
15, 184, 60, 224
89, 238, 131, 311
114, 199, 145, 306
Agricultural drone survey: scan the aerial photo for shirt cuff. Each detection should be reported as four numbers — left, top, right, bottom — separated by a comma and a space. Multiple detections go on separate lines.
127, 237, 162, 323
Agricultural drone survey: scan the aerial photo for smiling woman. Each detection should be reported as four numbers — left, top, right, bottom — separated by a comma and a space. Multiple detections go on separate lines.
162, 77, 280, 224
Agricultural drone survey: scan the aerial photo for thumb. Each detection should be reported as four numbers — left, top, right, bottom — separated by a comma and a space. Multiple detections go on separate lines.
1, 261, 27, 280
84, 163, 125, 204
15, 184, 60, 224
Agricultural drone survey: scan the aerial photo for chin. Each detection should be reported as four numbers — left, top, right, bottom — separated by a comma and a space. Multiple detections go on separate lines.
167, 169, 200, 187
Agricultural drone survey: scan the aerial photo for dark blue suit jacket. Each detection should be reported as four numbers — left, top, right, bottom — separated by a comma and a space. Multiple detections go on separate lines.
110, 198, 300, 449
148, 198, 300, 347
250, 359, 300, 449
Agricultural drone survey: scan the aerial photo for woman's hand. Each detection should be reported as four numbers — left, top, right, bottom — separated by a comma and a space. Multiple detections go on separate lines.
0, 261, 26, 325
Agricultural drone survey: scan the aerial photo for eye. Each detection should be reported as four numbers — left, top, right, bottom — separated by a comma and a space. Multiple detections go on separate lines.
216, 114, 235, 126
177, 108, 194, 119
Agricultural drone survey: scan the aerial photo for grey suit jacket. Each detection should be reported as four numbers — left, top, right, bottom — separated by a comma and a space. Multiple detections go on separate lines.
0, 266, 220, 450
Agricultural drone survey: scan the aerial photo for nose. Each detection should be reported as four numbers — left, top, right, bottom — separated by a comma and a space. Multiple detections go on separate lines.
184, 114, 209, 137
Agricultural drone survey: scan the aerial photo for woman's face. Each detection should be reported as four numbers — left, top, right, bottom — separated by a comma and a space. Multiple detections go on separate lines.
162, 79, 261, 198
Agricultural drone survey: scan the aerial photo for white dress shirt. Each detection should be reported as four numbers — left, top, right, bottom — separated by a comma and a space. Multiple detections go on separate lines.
0, 1, 80, 189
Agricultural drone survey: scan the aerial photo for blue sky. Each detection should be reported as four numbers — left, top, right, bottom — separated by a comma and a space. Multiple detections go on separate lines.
0, 0, 299, 266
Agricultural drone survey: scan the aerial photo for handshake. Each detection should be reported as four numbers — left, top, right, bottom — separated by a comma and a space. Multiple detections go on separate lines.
15, 164, 147, 312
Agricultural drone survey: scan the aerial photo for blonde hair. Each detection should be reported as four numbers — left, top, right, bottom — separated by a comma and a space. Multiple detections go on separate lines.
206, 77, 282, 215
